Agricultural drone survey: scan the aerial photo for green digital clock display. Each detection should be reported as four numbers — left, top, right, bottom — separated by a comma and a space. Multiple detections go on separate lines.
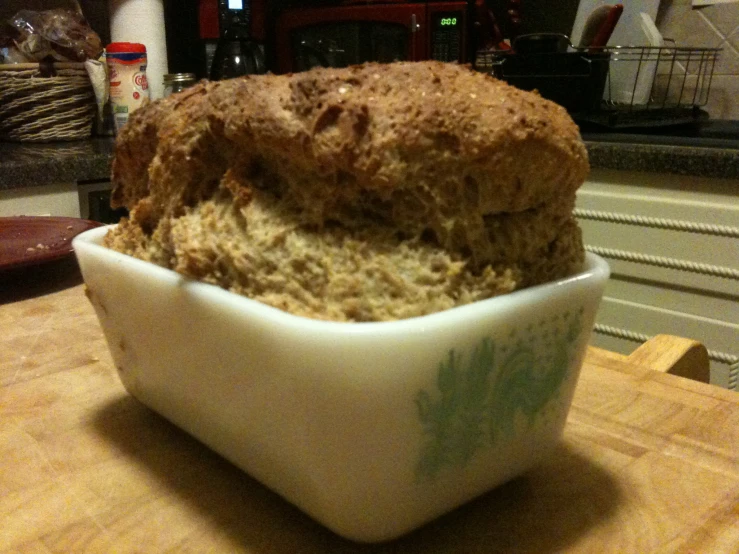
440, 17, 458, 26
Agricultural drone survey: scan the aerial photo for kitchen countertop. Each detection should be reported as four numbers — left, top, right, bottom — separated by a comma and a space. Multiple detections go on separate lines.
0, 138, 115, 191
0, 125, 738, 191
582, 120, 739, 180
2, 262, 738, 552
585, 139, 739, 180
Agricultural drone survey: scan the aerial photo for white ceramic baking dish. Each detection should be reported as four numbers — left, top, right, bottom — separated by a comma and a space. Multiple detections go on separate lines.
73, 225, 609, 542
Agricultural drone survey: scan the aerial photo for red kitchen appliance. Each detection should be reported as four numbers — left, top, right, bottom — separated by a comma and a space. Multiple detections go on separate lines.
273, 1, 473, 74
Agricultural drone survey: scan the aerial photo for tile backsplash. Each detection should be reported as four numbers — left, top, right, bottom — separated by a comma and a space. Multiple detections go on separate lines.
656, 0, 739, 119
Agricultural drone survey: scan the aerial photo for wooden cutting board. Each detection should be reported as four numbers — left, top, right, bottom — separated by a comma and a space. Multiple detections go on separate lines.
1, 283, 738, 553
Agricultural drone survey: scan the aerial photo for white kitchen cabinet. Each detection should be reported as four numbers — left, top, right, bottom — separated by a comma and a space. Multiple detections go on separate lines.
576, 168, 739, 389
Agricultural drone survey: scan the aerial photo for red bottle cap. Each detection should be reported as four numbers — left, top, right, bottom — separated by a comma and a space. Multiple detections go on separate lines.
106, 42, 147, 53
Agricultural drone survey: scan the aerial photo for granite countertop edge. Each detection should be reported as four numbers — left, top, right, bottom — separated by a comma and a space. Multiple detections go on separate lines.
1, 138, 738, 191
0, 157, 112, 189
0, 138, 116, 191
585, 141, 739, 180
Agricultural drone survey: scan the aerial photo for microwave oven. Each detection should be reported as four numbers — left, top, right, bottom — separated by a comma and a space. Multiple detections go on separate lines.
273, 1, 472, 74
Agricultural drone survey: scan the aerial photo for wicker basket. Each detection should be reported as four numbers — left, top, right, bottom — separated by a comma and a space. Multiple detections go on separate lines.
0, 62, 96, 142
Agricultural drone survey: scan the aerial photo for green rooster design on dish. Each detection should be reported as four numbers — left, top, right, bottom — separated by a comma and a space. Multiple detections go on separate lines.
415, 308, 584, 479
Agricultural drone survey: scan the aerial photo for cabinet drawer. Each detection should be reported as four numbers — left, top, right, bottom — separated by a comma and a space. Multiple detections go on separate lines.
576, 169, 739, 389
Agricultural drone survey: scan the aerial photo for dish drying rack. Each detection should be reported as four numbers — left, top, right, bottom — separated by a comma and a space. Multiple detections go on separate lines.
588, 44, 721, 127
477, 43, 722, 128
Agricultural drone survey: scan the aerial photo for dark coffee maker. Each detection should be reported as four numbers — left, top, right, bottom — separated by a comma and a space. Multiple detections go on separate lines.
209, 0, 266, 80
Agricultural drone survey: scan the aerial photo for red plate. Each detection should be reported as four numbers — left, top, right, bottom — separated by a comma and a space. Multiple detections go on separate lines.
0, 216, 103, 272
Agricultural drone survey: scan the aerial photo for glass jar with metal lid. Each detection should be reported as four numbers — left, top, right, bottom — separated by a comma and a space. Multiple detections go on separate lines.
162, 73, 197, 97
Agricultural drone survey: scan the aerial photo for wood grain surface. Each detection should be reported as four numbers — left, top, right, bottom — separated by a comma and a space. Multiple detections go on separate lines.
2, 273, 738, 553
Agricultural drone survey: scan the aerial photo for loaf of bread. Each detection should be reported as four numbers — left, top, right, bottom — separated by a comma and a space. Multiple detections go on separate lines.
104, 61, 589, 321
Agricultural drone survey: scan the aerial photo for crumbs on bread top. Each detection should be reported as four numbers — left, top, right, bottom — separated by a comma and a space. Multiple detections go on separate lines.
112, 61, 588, 220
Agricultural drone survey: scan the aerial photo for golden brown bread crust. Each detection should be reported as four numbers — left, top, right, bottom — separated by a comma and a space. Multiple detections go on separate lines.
105, 61, 588, 321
